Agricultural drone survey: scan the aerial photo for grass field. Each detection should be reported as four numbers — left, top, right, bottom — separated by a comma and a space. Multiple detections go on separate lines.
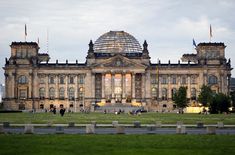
0, 112, 235, 124
1, 134, 235, 155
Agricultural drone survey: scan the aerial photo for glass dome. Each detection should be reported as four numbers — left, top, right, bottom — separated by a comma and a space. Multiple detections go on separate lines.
94, 31, 142, 53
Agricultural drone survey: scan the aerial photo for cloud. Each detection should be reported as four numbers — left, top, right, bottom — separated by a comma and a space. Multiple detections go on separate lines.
0, 0, 235, 84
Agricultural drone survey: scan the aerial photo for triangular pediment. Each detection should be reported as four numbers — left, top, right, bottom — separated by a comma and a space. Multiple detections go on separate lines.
93, 54, 147, 68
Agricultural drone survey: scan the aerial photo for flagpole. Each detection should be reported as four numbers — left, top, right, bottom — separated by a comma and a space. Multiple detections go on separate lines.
209, 24, 212, 42
25, 24, 27, 42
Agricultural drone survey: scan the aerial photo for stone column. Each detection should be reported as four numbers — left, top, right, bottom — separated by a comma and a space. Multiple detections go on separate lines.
187, 75, 191, 98
141, 73, 146, 99
132, 73, 135, 98
55, 75, 59, 99
122, 73, 126, 104
122, 73, 125, 98
102, 73, 105, 98
45, 75, 49, 98
111, 73, 115, 98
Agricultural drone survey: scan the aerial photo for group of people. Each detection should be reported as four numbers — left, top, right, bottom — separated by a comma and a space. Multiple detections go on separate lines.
50, 106, 66, 117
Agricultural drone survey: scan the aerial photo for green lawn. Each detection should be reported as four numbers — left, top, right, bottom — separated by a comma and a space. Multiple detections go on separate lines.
0, 134, 235, 155
0, 112, 235, 124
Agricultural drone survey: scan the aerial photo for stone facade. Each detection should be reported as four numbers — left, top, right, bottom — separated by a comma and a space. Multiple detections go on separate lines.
3, 31, 232, 112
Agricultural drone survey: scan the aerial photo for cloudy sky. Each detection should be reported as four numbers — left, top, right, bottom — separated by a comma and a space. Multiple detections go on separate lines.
0, 0, 235, 84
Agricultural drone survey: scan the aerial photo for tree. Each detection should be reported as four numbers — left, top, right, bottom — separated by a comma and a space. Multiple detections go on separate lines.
173, 86, 189, 113
198, 85, 213, 107
209, 93, 230, 114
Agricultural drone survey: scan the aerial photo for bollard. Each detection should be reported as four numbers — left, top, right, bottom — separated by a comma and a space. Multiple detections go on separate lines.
207, 126, 216, 134
196, 122, 204, 128
68, 122, 75, 127
217, 122, 224, 128
56, 126, 64, 134
176, 125, 186, 134
133, 121, 141, 128
47, 121, 53, 127
86, 124, 95, 134
156, 121, 162, 128
147, 125, 156, 132
112, 121, 119, 127
116, 125, 125, 134
91, 121, 97, 128
3, 122, 10, 128
24, 124, 34, 134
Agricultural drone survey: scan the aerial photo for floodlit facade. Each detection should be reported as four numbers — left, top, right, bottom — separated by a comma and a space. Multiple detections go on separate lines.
2, 31, 232, 111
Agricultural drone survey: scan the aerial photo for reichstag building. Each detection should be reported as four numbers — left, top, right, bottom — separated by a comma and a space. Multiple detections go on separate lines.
3, 31, 232, 111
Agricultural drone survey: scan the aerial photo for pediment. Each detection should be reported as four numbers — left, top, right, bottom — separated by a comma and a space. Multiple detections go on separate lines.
93, 55, 147, 68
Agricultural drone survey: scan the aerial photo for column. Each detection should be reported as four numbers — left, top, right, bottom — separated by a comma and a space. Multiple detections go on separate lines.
132, 73, 135, 98
122, 73, 126, 98
111, 73, 115, 98
141, 73, 146, 99
91, 73, 96, 99
45, 75, 49, 99
102, 73, 105, 98
187, 75, 191, 99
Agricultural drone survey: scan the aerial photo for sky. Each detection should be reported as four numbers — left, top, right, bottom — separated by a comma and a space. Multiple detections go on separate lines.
0, 0, 235, 84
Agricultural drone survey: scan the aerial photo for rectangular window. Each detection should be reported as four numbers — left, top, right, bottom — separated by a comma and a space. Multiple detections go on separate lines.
171, 76, 177, 84
19, 89, 27, 99
79, 75, 84, 84
161, 76, 168, 84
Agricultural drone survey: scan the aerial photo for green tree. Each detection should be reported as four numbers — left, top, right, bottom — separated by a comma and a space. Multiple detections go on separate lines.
209, 93, 230, 114
173, 86, 189, 113
198, 85, 213, 107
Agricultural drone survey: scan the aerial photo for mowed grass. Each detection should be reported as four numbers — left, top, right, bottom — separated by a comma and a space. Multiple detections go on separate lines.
0, 134, 235, 155
0, 112, 235, 124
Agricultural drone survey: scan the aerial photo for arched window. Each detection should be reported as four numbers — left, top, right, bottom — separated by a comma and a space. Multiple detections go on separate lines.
162, 88, 167, 100
59, 87, 65, 99
40, 104, 44, 109
49, 87, 55, 99
208, 75, 217, 84
191, 88, 197, 100
171, 88, 177, 98
78, 87, 84, 100
69, 87, 75, 100
18, 76, 28, 84
151, 87, 157, 99
60, 76, 65, 84
39, 88, 45, 98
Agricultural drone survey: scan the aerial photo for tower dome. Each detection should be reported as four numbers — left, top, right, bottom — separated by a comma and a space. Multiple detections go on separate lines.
94, 31, 142, 53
